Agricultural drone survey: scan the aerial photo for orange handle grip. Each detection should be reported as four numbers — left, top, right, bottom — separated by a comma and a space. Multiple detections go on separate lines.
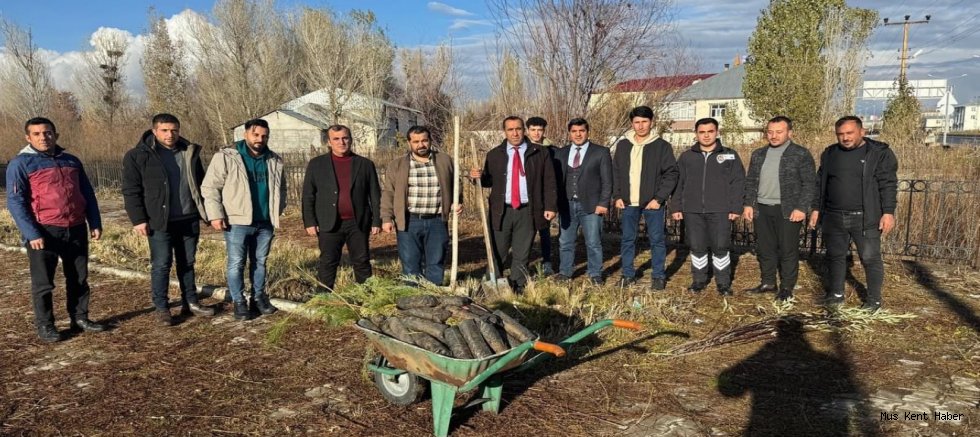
533, 341, 566, 357
612, 319, 643, 331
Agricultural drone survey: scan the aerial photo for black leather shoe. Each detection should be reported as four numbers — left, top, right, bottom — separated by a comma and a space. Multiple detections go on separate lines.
824, 292, 845, 308
156, 309, 175, 326
745, 284, 777, 294
688, 282, 707, 293
71, 318, 107, 332
861, 301, 881, 312
589, 276, 605, 286
776, 290, 793, 302
511, 283, 525, 294
553, 274, 572, 283
37, 324, 61, 343
187, 302, 215, 317
255, 296, 278, 315
718, 286, 733, 296
650, 278, 667, 291
619, 276, 637, 287
233, 302, 252, 321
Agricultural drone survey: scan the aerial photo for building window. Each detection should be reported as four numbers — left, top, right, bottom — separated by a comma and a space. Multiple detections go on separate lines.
710, 104, 727, 118
667, 102, 695, 121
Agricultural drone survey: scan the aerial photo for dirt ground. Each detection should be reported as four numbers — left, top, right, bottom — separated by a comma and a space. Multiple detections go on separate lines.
1, 199, 979, 436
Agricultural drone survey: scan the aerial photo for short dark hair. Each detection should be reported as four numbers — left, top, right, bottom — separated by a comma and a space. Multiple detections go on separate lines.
24, 117, 56, 134
244, 118, 269, 131
526, 116, 547, 128
152, 113, 180, 127
501, 116, 524, 130
768, 116, 793, 130
835, 116, 863, 130
406, 125, 431, 139
327, 124, 351, 136
695, 118, 719, 130
628, 106, 654, 121
567, 118, 589, 131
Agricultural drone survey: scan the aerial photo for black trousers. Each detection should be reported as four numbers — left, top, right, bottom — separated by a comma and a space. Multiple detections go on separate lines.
822, 210, 884, 304
490, 205, 536, 287
317, 219, 372, 290
684, 212, 732, 287
755, 204, 802, 292
27, 224, 91, 327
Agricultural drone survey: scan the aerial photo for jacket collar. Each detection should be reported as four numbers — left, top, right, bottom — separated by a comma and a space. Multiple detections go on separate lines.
139, 129, 192, 153
19, 144, 64, 157
690, 139, 725, 153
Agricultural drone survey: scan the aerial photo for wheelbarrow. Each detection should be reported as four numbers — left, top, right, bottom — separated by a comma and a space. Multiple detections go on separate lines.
356, 318, 643, 437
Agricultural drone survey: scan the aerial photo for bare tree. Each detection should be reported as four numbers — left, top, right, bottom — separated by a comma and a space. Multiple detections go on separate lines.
487, 49, 529, 120
0, 18, 55, 120
399, 45, 456, 144
819, 6, 878, 129
142, 10, 188, 119
76, 29, 130, 140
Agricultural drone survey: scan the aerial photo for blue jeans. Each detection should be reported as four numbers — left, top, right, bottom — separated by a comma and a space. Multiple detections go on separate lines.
559, 201, 603, 278
148, 218, 200, 310
396, 216, 449, 285
224, 223, 275, 304
620, 206, 666, 280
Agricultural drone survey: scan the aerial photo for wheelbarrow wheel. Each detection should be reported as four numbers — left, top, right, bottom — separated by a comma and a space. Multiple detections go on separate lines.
372, 356, 426, 406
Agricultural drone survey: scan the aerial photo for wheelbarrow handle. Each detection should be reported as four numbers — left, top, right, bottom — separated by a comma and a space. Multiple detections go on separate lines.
612, 319, 643, 331
533, 341, 566, 357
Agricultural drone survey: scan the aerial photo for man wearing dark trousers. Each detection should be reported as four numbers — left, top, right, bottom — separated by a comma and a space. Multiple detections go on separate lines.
302, 124, 381, 291
554, 118, 612, 285
469, 116, 557, 293
612, 106, 679, 291
123, 113, 214, 327
526, 116, 557, 275
7, 117, 107, 342
671, 118, 746, 296
742, 116, 816, 301
809, 116, 897, 312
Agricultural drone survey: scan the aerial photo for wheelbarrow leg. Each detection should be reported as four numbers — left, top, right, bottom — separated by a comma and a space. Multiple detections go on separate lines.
480, 375, 503, 414
430, 380, 458, 437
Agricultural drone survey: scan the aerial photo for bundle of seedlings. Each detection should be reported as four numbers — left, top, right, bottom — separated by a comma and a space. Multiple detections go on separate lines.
356, 295, 538, 359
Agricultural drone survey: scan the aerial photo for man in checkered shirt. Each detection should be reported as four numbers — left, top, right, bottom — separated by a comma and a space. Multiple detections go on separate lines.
381, 125, 461, 285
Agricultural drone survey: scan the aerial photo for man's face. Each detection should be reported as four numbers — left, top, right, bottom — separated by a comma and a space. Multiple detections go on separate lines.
328, 128, 352, 156
152, 122, 180, 148
25, 123, 58, 152
835, 121, 865, 149
408, 131, 431, 157
527, 125, 545, 143
503, 119, 524, 146
568, 124, 588, 145
766, 121, 791, 146
696, 123, 718, 148
632, 116, 652, 138
245, 126, 270, 153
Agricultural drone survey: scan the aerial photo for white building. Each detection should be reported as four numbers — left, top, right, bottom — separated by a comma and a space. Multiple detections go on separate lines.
953, 103, 980, 131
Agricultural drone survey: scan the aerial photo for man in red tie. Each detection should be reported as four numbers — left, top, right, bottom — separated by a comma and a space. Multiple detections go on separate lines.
470, 116, 557, 293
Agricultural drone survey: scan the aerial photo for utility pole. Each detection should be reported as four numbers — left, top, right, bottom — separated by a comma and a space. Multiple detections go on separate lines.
883, 15, 930, 83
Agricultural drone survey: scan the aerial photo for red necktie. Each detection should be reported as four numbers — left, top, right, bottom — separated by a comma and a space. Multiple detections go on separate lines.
511, 146, 523, 208
572, 147, 582, 168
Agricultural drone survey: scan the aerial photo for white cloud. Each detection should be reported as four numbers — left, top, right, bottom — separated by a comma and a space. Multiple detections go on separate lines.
427, 2, 474, 17
449, 19, 492, 30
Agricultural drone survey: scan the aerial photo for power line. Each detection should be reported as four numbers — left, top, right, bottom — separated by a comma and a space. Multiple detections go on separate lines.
882, 14, 931, 82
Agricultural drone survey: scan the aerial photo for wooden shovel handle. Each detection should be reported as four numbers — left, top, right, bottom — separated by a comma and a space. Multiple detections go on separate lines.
533, 341, 566, 357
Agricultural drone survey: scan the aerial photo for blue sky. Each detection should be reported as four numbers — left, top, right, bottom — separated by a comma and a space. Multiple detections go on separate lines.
0, 0, 978, 110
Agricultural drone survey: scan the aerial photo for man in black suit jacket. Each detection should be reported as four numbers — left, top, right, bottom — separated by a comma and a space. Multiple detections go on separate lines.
469, 116, 557, 293
555, 118, 612, 284
302, 125, 381, 291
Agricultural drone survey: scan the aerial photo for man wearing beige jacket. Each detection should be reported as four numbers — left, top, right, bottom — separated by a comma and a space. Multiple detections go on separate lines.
381, 125, 461, 285
201, 119, 286, 320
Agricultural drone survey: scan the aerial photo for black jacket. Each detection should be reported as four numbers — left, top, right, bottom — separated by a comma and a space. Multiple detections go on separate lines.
743, 142, 816, 219
611, 137, 679, 206
813, 138, 898, 230
121, 131, 206, 231
479, 138, 558, 231
554, 142, 613, 216
302, 153, 381, 233
671, 141, 746, 214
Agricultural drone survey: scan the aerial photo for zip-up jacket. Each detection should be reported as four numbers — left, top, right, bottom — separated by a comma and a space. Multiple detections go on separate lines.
812, 137, 898, 230
201, 142, 287, 228
611, 133, 679, 206
6, 145, 102, 243
743, 141, 816, 219
670, 140, 746, 214
122, 130, 206, 231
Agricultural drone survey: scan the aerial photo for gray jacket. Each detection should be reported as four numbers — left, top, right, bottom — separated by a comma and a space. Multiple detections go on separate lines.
743, 142, 816, 219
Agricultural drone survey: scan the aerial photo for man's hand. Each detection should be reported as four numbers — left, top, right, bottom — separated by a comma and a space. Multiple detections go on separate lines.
808, 211, 820, 229
454, 203, 463, 215
728, 213, 739, 221
210, 219, 228, 231
645, 199, 661, 210
789, 209, 805, 223
133, 222, 149, 237
29, 238, 44, 250
544, 211, 556, 221
371, 226, 381, 235
305, 226, 319, 236
382, 222, 394, 233
879, 213, 896, 235
468, 168, 482, 179
90, 228, 102, 241
614, 199, 625, 209
595, 206, 608, 216
672, 212, 683, 221
742, 206, 754, 221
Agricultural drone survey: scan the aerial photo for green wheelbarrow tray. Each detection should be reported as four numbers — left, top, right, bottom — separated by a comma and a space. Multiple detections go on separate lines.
356, 318, 643, 437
